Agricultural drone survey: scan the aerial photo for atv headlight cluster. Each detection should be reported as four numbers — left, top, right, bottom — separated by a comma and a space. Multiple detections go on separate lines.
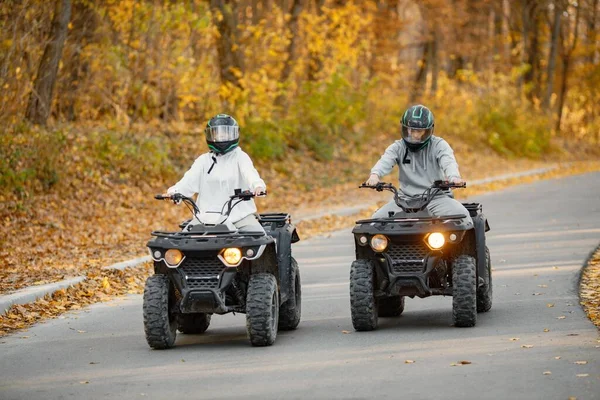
164, 249, 184, 267
222, 248, 242, 266
426, 232, 445, 250
370, 234, 389, 252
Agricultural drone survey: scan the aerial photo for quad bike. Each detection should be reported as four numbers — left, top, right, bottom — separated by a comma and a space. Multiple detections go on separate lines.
349, 180, 492, 331
144, 189, 301, 349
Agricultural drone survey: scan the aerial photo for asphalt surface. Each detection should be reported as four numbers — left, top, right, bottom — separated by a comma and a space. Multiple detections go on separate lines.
1, 173, 599, 400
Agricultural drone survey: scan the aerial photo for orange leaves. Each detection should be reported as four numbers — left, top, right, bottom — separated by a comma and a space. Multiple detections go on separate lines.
580, 246, 600, 328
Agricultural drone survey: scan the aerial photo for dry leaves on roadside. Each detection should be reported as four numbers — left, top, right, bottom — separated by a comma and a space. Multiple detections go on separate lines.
580, 247, 600, 328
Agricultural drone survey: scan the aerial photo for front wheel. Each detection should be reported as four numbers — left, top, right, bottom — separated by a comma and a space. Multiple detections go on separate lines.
143, 275, 177, 349
452, 255, 477, 327
477, 246, 493, 313
279, 258, 301, 330
350, 259, 378, 331
246, 273, 279, 346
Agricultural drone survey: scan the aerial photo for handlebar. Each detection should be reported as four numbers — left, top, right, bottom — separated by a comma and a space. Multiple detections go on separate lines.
155, 188, 267, 222
359, 180, 467, 213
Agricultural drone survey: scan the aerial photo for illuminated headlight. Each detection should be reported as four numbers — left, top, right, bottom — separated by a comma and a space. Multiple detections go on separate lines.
222, 248, 242, 266
370, 234, 389, 252
164, 249, 184, 266
426, 232, 445, 249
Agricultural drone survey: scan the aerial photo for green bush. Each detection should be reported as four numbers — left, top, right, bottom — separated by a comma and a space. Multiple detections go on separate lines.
0, 124, 66, 197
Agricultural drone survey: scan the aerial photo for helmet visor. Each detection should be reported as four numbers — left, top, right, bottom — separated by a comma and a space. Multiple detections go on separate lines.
402, 125, 433, 144
205, 126, 239, 142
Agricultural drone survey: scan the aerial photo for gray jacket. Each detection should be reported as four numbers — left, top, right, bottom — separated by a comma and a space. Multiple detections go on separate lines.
370, 136, 462, 198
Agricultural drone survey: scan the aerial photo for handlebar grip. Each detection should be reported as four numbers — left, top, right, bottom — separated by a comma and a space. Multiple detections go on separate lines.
155, 194, 167, 200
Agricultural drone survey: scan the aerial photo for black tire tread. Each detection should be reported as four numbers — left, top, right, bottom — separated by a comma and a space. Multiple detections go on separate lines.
378, 295, 405, 317
452, 255, 477, 327
350, 259, 378, 331
177, 313, 211, 334
143, 275, 177, 349
279, 258, 301, 331
246, 273, 279, 346
477, 246, 493, 313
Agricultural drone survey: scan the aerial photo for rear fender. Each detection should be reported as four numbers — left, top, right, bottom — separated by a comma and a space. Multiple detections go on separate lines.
473, 214, 489, 282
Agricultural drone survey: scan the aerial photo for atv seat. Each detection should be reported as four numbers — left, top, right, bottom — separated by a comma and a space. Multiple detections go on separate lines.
462, 202, 482, 218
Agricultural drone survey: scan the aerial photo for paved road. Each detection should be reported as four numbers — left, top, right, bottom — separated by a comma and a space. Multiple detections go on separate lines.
1, 173, 599, 400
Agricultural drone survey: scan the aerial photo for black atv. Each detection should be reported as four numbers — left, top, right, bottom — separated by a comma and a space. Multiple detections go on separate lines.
349, 180, 491, 330
144, 189, 301, 349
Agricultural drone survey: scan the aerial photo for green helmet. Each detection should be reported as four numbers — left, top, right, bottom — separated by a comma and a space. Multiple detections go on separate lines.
401, 105, 434, 152
205, 114, 240, 154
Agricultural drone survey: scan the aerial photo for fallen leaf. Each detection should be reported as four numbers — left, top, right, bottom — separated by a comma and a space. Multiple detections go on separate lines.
450, 360, 472, 366
537, 284, 548, 288
566, 333, 579, 336
532, 292, 543, 296
77, 330, 86, 333
521, 345, 534, 349
546, 303, 554, 307
80, 381, 89, 384
552, 266, 559, 270
543, 328, 549, 332
574, 361, 587, 365
555, 356, 561, 360
181, 359, 185, 362
341, 330, 350, 334
556, 316, 566, 319
20, 336, 29, 339
89, 362, 99, 365
509, 338, 520, 341
404, 360, 415, 364
543, 371, 552, 375
576, 374, 589, 377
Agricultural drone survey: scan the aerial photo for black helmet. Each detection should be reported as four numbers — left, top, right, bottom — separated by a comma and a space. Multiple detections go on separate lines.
401, 105, 434, 151
205, 114, 240, 154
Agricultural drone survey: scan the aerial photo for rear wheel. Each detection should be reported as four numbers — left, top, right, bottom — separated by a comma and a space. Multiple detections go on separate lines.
350, 259, 378, 331
177, 313, 211, 334
279, 257, 301, 330
246, 273, 279, 346
477, 246, 493, 313
378, 296, 405, 317
143, 275, 177, 349
452, 255, 477, 327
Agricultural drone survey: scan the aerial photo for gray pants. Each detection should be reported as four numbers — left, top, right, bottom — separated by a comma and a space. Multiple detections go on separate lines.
372, 196, 473, 225
234, 214, 266, 234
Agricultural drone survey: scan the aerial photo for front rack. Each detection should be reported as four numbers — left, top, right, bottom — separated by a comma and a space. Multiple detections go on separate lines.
150, 230, 266, 239
356, 214, 466, 225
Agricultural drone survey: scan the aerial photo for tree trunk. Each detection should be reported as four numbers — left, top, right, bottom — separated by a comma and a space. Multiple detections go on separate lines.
276, 0, 304, 106
525, 8, 542, 99
556, 1, 581, 133
429, 28, 439, 94
502, 0, 511, 62
588, 0, 598, 63
25, 0, 72, 125
63, 1, 97, 121
543, 1, 561, 110
210, 0, 245, 92
410, 39, 431, 103
307, 0, 326, 81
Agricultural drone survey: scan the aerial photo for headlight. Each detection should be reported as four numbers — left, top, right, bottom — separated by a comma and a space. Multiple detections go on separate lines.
370, 234, 389, 252
164, 249, 184, 266
426, 232, 445, 249
222, 248, 242, 265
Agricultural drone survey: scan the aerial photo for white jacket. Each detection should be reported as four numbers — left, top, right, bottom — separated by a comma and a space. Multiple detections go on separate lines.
168, 147, 266, 224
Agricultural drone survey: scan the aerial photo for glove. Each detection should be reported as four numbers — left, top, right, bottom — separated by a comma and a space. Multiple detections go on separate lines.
365, 173, 380, 186
450, 177, 465, 185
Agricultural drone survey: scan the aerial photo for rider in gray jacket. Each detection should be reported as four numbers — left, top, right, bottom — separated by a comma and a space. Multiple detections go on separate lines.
366, 105, 472, 226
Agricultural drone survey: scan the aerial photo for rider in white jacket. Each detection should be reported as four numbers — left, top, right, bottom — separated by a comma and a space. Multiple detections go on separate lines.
165, 114, 266, 233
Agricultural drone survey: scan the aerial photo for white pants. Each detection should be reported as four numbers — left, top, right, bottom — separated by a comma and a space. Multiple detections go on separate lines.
234, 214, 266, 234
372, 196, 473, 225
